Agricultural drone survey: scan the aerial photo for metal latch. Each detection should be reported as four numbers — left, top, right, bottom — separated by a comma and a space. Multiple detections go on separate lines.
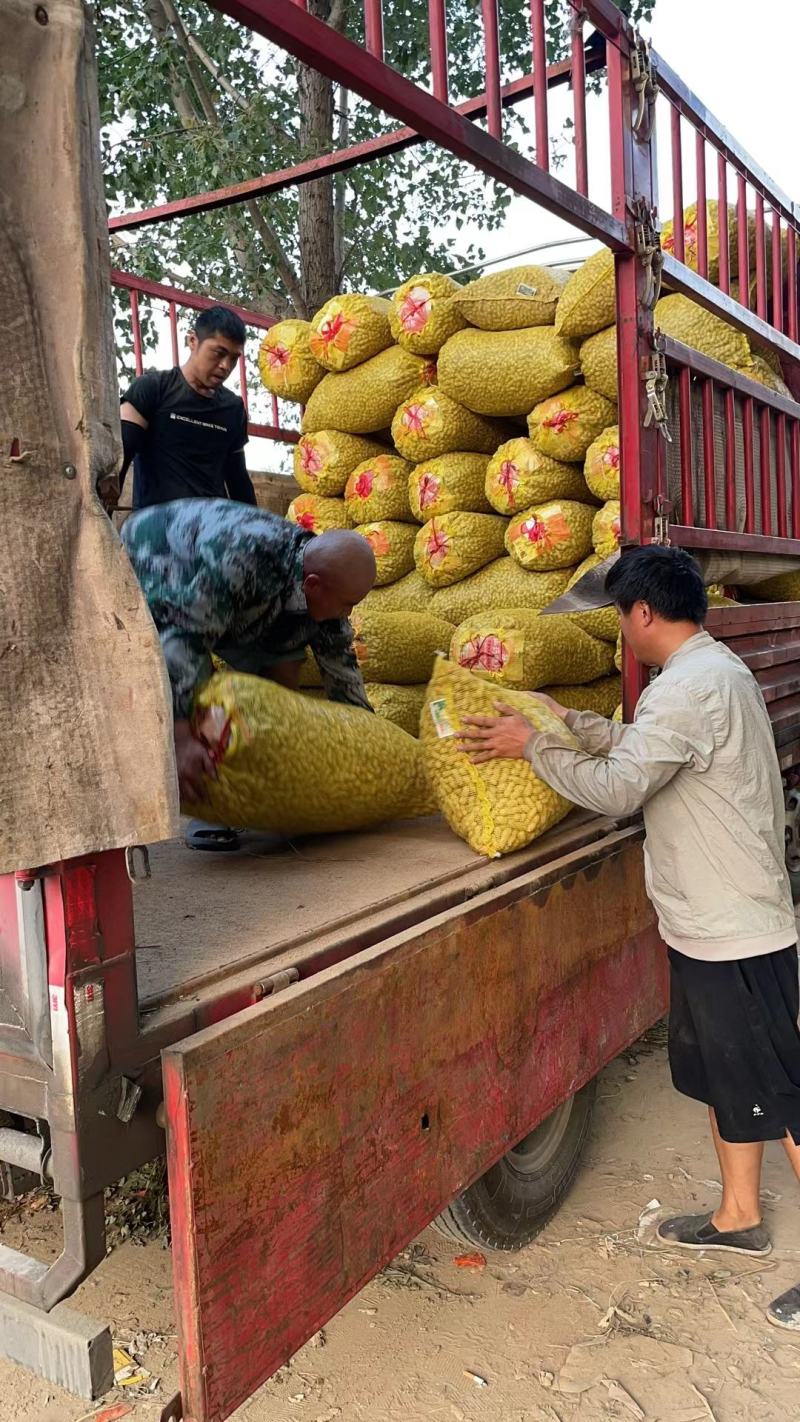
631, 36, 658, 140
254, 967, 300, 1000
651, 495, 673, 546
643, 346, 672, 442
630, 196, 663, 311
125, 845, 151, 882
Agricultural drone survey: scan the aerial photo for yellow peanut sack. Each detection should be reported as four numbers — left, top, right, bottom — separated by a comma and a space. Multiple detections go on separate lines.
748, 354, 792, 397
436, 326, 579, 418
612, 702, 623, 722
545, 674, 621, 717
258, 319, 324, 404
654, 294, 752, 372
580, 325, 617, 402
584, 425, 620, 501
352, 609, 453, 684
555, 248, 616, 340
592, 500, 622, 558
408, 452, 492, 521
389, 272, 466, 354
614, 632, 623, 672
309, 294, 393, 372
187, 671, 434, 831
356, 570, 436, 616
485, 438, 589, 515
450, 608, 614, 690
366, 683, 426, 737
563, 555, 619, 642
302, 346, 431, 434
506, 499, 595, 571
294, 431, 387, 496
355, 520, 418, 586
452, 264, 568, 331
529, 386, 617, 463
661, 200, 751, 288
430, 558, 571, 623
287, 494, 349, 534
420, 657, 576, 856
749, 571, 800, 602
415, 513, 508, 588
344, 454, 414, 524
392, 386, 504, 462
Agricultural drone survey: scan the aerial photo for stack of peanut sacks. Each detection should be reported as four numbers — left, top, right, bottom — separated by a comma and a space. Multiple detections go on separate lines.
257, 209, 773, 854
259, 264, 625, 738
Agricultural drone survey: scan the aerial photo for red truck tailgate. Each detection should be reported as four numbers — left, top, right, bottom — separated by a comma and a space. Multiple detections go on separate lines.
161, 823, 665, 1422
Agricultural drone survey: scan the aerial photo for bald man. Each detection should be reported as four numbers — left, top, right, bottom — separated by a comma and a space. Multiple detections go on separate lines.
122, 499, 376, 836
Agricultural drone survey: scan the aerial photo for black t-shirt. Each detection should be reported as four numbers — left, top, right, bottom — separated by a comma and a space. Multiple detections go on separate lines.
121, 367, 249, 507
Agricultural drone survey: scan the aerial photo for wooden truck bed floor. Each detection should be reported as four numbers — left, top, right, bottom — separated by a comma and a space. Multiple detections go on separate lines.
132, 811, 618, 1014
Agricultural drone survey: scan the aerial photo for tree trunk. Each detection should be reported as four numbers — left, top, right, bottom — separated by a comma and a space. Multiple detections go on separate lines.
296, 0, 342, 315
0, 0, 178, 871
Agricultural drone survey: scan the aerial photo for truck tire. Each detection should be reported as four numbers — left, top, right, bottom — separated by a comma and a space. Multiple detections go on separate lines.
433, 1080, 596, 1252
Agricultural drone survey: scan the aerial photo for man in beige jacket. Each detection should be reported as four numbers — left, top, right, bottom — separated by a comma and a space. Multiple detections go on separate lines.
460, 545, 800, 1331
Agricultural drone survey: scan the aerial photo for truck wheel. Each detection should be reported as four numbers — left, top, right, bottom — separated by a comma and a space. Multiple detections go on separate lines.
433, 1080, 596, 1252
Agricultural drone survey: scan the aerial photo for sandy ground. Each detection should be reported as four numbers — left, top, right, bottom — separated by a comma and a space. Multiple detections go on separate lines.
1, 1030, 799, 1422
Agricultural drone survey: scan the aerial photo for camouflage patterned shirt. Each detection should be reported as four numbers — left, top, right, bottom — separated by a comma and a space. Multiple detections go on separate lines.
121, 499, 370, 719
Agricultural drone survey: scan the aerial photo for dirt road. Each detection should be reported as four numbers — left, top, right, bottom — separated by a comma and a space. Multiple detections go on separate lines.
1, 1030, 798, 1422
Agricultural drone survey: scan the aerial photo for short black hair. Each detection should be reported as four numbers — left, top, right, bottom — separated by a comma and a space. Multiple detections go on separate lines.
194, 306, 246, 347
605, 545, 708, 622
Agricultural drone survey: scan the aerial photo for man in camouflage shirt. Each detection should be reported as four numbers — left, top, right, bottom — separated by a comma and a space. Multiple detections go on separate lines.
122, 499, 376, 835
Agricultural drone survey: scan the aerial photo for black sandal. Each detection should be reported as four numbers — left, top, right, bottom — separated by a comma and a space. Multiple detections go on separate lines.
656, 1211, 771, 1256
185, 821, 241, 852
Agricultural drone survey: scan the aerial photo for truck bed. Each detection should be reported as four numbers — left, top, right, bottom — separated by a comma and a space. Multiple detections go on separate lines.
133, 811, 618, 1014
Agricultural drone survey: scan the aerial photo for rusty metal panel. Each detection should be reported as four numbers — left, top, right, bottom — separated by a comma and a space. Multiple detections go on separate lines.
163, 834, 664, 1422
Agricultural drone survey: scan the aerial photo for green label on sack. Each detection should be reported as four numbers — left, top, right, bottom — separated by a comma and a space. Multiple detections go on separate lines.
516, 282, 538, 297
429, 697, 455, 738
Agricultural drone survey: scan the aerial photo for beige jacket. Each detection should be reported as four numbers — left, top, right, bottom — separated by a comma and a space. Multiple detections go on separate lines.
526, 631, 795, 962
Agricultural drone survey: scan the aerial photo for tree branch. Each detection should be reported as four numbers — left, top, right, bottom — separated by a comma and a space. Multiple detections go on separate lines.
245, 200, 307, 316
333, 84, 349, 283
148, 0, 304, 315
143, 0, 203, 129
184, 30, 248, 110
182, 27, 298, 151
158, 0, 219, 126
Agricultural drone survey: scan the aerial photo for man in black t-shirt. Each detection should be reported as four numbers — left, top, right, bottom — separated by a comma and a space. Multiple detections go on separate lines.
118, 305, 256, 509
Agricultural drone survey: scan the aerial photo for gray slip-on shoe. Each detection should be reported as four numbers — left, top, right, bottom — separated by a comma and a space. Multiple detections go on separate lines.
656, 1211, 771, 1256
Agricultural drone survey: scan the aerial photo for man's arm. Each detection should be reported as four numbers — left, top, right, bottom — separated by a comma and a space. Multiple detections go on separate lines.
526, 689, 714, 818
562, 707, 627, 756
118, 373, 160, 496
309, 619, 373, 712
119, 407, 148, 499
224, 448, 257, 505
158, 627, 217, 801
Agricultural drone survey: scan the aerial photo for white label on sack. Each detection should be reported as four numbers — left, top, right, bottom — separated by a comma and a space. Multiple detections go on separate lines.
516, 282, 538, 297
429, 697, 456, 738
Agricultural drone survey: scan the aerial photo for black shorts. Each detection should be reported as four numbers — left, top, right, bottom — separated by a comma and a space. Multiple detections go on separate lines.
668, 945, 800, 1145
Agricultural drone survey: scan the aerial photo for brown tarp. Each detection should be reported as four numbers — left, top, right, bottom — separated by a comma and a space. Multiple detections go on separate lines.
0, 0, 178, 874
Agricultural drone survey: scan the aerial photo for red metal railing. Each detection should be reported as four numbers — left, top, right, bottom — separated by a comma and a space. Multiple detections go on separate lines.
108, 30, 610, 235
650, 51, 800, 558
110, 1, 800, 565
655, 58, 800, 368
110, 269, 299, 444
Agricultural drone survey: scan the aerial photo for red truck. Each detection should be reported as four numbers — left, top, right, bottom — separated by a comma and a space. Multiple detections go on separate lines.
1, 3, 799, 1421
